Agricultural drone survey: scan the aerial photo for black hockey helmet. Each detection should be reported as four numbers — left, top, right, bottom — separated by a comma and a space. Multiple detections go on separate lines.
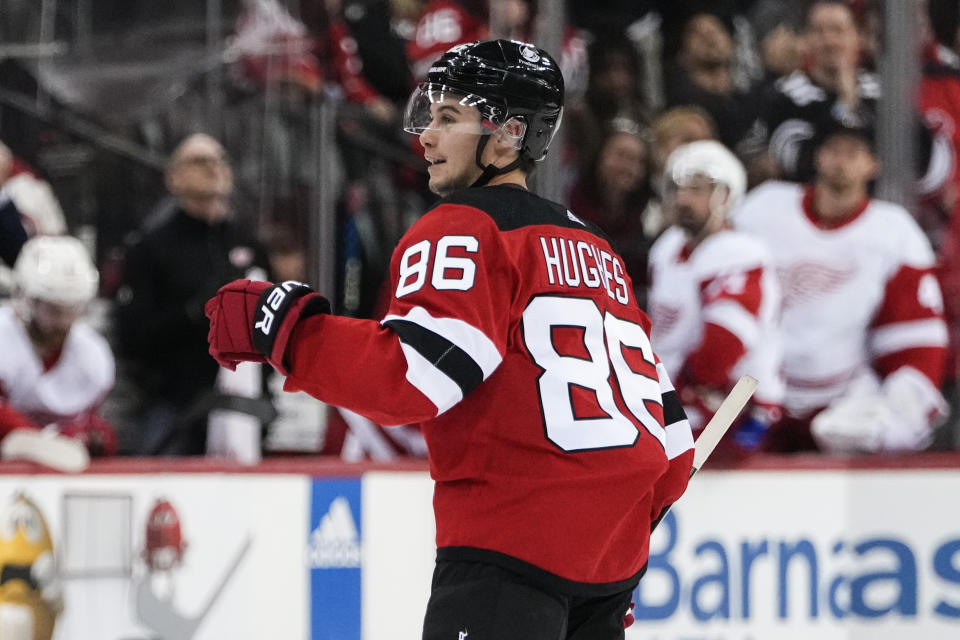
403, 39, 565, 170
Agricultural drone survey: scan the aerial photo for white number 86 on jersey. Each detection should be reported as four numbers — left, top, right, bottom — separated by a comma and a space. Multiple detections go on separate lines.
396, 236, 479, 297
523, 295, 668, 453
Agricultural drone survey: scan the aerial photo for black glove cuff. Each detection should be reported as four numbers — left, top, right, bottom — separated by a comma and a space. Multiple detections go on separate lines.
252, 280, 320, 356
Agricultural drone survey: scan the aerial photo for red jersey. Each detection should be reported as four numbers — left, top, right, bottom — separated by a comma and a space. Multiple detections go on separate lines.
284, 185, 693, 592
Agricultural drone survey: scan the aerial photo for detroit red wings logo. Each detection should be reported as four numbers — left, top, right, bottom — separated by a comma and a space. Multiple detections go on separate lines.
650, 304, 682, 337
779, 261, 857, 307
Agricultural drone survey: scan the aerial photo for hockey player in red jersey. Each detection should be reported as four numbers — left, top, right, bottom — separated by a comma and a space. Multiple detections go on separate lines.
648, 140, 784, 458
734, 122, 949, 454
205, 39, 694, 639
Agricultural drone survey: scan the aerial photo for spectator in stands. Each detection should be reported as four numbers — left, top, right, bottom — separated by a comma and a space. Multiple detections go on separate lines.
565, 33, 651, 174
406, 0, 488, 80
0, 143, 28, 268
733, 122, 949, 454
920, 0, 960, 440
663, 11, 761, 150
326, 0, 414, 124
0, 141, 66, 238
739, 0, 951, 193
746, 0, 805, 82
567, 119, 654, 306
114, 133, 270, 456
643, 105, 718, 239
0, 139, 68, 296
0, 235, 115, 471
230, 0, 323, 96
649, 105, 717, 180
325, 0, 426, 322
648, 140, 783, 460
407, 0, 589, 87
920, 0, 960, 249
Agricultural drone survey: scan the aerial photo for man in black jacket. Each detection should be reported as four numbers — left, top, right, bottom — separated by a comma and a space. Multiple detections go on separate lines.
114, 133, 269, 454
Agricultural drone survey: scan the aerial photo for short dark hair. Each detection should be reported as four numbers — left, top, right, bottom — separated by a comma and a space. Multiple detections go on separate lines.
813, 122, 876, 156
805, 0, 856, 29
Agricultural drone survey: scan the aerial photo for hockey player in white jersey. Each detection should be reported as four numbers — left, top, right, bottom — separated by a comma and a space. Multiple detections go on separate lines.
0, 235, 116, 471
649, 140, 784, 458
733, 123, 949, 454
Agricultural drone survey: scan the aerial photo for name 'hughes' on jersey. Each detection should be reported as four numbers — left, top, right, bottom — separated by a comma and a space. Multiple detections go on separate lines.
538, 232, 631, 304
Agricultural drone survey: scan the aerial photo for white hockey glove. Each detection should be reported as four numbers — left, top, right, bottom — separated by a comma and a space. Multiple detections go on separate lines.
811, 367, 947, 454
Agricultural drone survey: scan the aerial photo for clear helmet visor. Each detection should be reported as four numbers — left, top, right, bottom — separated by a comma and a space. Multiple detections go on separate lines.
402, 83, 525, 150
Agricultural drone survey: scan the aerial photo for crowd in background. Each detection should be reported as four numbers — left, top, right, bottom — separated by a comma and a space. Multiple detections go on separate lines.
1, 0, 960, 465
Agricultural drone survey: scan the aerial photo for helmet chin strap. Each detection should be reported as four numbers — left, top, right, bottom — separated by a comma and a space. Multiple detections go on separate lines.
470, 136, 524, 188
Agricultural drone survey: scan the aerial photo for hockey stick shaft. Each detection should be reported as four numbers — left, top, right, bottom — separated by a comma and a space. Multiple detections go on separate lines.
651, 375, 758, 532
690, 374, 758, 477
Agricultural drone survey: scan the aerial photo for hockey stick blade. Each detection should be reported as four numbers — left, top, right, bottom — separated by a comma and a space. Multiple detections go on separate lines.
691, 374, 758, 476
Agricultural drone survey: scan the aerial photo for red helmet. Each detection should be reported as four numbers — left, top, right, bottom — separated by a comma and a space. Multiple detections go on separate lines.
143, 498, 187, 571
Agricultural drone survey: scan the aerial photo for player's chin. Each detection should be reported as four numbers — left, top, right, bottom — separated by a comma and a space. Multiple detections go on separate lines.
428, 173, 460, 197
427, 177, 451, 197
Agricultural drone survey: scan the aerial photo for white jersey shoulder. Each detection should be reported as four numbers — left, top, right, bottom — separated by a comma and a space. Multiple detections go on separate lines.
648, 226, 686, 267
651, 226, 772, 280
0, 306, 115, 420
694, 229, 774, 275
859, 199, 936, 268
731, 180, 803, 229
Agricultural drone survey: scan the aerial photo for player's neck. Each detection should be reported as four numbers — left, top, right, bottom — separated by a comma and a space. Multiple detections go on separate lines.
485, 169, 528, 190
811, 183, 868, 223
27, 325, 65, 367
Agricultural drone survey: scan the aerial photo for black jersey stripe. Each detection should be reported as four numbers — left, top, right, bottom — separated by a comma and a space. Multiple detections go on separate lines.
427, 184, 612, 241
384, 318, 485, 398
662, 390, 687, 427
